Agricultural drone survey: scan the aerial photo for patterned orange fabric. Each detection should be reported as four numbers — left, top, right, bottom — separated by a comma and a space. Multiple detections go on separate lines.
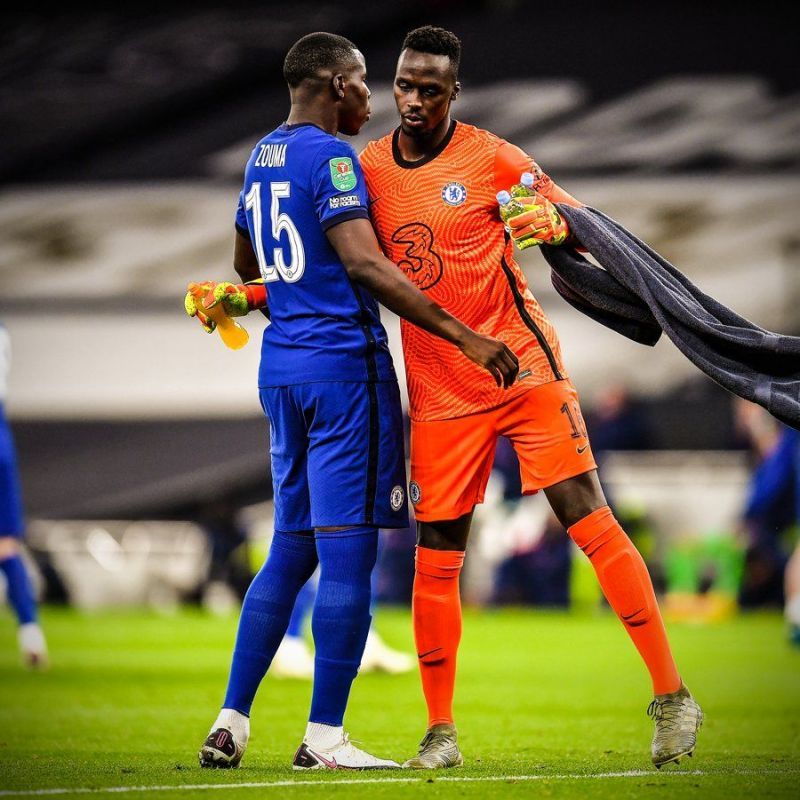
360, 121, 582, 421
409, 379, 596, 522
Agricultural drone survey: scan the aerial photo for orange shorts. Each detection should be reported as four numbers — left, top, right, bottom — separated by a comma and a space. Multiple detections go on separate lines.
409, 379, 597, 522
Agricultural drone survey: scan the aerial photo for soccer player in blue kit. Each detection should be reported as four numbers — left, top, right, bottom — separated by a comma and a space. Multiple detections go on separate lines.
186, 33, 518, 770
0, 324, 48, 668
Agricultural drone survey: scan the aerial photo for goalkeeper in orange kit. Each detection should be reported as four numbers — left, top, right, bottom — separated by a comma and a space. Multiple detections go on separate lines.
359, 25, 703, 770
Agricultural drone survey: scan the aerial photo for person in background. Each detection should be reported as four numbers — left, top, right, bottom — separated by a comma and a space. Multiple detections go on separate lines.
584, 384, 652, 456
196, 497, 254, 613
785, 539, 800, 645
489, 437, 572, 607
584, 386, 662, 592
734, 399, 800, 639
0, 323, 48, 668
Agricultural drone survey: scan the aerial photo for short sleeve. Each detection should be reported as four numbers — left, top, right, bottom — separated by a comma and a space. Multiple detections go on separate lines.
493, 140, 583, 208
234, 190, 250, 238
311, 140, 370, 231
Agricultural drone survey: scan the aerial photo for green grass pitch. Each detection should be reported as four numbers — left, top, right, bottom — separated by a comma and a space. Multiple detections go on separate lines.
1, 606, 798, 798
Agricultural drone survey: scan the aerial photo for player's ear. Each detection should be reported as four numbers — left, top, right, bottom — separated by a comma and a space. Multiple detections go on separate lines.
333, 73, 346, 100
451, 81, 461, 102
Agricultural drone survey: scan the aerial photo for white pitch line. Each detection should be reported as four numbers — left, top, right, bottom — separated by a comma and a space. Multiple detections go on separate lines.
3, 769, 800, 798
0, 769, 768, 798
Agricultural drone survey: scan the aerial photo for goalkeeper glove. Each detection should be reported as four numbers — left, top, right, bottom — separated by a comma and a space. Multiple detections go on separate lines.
505, 193, 570, 249
184, 281, 217, 333
206, 281, 267, 317
184, 280, 267, 333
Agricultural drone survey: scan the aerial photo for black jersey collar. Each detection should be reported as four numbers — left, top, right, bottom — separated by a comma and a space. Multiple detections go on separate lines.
392, 120, 457, 170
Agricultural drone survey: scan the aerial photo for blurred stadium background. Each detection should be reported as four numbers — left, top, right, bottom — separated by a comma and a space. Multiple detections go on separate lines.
0, 0, 798, 794
3, 0, 798, 614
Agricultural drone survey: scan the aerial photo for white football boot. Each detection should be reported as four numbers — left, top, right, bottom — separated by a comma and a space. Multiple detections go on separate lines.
199, 709, 250, 768
270, 635, 315, 679
18, 623, 48, 669
360, 629, 415, 674
293, 727, 399, 770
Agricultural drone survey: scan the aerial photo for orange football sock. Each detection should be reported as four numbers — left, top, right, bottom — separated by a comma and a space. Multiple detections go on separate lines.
412, 546, 465, 727
568, 506, 681, 695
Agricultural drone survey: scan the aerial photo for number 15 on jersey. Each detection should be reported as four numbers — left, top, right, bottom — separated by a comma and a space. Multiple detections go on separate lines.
245, 182, 306, 283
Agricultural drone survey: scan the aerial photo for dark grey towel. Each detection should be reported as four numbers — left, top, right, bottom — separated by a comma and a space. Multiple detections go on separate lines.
541, 205, 800, 430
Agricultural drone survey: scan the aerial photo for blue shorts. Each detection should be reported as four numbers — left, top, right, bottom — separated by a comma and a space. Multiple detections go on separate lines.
0, 408, 24, 538
260, 381, 408, 531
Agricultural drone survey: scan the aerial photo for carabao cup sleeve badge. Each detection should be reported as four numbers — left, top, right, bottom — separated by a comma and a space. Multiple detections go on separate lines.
329, 157, 357, 191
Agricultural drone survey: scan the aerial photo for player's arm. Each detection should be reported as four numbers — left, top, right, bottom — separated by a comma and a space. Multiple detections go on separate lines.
224, 200, 270, 319
230, 227, 271, 320
233, 227, 261, 283
493, 141, 582, 208
212, 226, 270, 319
184, 229, 268, 332
326, 218, 519, 388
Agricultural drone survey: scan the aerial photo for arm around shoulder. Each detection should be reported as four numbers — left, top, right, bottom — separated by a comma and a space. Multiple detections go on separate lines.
326, 217, 519, 388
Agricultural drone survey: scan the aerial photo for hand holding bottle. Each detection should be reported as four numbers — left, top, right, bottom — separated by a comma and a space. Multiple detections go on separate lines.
497, 173, 570, 250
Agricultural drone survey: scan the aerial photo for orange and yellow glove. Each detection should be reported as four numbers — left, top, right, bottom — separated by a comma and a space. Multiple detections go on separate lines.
206, 281, 267, 318
184, 280, 267, 334
505, 193, 570, 250
184, 281, 217, 333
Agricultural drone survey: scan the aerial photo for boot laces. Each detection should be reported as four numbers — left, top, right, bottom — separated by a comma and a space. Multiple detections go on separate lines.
647, 697, 684, 732
418, 728, 452, 753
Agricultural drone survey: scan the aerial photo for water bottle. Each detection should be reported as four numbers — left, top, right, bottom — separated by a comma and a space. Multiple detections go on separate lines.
496, 190, 526, 224
186, 282, 249, 350
510, 171, 536, 199
204, 302, 250, 350
496, 186, 540, 251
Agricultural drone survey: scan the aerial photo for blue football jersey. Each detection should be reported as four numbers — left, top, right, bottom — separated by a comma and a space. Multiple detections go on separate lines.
235, 123, 395, 387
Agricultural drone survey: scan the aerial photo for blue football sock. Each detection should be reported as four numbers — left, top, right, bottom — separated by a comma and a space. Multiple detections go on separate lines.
286, 571, 318, 639
222, 530, 318, 715
0, 554, 38, 626
369, 530, 386, 616
309, 526, 378, 727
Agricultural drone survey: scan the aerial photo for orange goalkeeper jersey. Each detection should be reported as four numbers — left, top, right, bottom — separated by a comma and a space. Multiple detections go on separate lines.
360, 120, 582, 422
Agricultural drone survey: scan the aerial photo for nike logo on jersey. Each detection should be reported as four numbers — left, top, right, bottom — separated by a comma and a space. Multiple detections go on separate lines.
417, 647, 443, 660
368, 196, 382, 206
577, 444, 589, 454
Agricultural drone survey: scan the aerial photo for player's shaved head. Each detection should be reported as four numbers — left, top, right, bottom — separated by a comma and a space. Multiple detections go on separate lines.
283, 32, 361, 87
401, 25, 461, 79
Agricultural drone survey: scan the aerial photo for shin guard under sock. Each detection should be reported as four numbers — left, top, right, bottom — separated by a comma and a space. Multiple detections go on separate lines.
310, 526, 378, 726
412, 546, 465, 727
568, 507, 681, 694
223, 531, 318, 714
